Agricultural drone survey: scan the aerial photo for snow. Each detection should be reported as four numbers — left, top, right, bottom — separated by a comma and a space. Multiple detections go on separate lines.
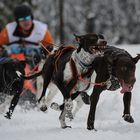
0, 44, 140, 140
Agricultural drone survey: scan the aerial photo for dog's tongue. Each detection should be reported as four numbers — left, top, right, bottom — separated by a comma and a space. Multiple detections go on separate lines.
120, 81, 133, 93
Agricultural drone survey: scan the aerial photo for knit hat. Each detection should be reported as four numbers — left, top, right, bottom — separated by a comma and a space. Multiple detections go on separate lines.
14, 5, 33, 21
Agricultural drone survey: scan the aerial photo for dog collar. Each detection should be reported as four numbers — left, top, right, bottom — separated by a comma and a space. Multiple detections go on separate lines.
74, 52, 93, 69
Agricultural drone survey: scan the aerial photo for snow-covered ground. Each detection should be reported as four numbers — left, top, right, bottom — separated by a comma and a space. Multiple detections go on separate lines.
0, 45, 140, 140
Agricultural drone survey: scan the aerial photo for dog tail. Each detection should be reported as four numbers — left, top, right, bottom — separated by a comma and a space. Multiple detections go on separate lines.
16, 70, 42, 80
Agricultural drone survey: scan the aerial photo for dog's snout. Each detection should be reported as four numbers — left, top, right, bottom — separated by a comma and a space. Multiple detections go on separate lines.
97, 39, 107, 46
102, 41, 107, 45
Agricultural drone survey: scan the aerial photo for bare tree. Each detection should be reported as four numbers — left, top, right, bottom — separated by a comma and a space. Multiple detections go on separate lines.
59, 0, 65, 43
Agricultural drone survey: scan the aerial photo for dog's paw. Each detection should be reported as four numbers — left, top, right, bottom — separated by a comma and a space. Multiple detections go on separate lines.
4, 112, 11, 119
50, 102, 61, 111
87, 125, 97, 131
122, 114, 134, 123
40, 105, 48, 112
62, 125, 72, 129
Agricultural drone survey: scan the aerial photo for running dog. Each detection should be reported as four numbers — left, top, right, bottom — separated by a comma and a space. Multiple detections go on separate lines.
17, 33, 107, 128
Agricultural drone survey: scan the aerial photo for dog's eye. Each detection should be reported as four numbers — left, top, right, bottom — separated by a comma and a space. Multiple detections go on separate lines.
98, 34, 104, 39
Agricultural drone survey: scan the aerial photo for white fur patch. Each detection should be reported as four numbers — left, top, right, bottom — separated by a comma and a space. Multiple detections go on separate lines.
63, 62, 73, 81
62, 49, 99, 93
16, 71, 22, 77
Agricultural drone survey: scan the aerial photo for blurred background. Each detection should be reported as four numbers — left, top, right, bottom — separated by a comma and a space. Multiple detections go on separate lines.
0, 0, 140, 45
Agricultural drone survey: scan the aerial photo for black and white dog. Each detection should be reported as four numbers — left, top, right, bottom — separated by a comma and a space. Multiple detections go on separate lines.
18, 33, 107, 128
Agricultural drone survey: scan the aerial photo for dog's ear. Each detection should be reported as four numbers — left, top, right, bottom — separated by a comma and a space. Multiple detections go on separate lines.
133, 54, 140, 64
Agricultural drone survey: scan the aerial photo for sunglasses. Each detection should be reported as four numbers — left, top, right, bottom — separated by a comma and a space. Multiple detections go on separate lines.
18, 16, 32, 21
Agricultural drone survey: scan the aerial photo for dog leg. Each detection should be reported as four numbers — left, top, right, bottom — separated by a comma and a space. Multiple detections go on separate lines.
73, 95, 84, 118
38, 79, 51, 103
64, 98, 73, 121
40, 86, 58, 112
51, 92, 83, 120
59, 98, 73, 128
122, 92, 134, 123
4, 91, 20, 119
0, 95, 13, 114
38, 56, 55, 102
39, 88, 50, 111
59, 109, 70, 128
72, 92, 90, 117
87, 88, 101, 130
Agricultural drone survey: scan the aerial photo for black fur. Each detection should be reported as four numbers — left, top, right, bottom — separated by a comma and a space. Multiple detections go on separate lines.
20, 33, 107, 128
0, 58, 25, 119
87, 46, 140, 130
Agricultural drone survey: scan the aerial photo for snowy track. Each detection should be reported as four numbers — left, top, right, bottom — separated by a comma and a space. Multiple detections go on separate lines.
0, 45, 140, 140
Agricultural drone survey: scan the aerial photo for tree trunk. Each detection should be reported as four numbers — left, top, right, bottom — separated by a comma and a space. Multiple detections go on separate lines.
59, 0, 65, 43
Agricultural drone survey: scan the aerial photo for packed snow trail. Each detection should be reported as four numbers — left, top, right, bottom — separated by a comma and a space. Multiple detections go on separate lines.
0, 45, 140, 140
